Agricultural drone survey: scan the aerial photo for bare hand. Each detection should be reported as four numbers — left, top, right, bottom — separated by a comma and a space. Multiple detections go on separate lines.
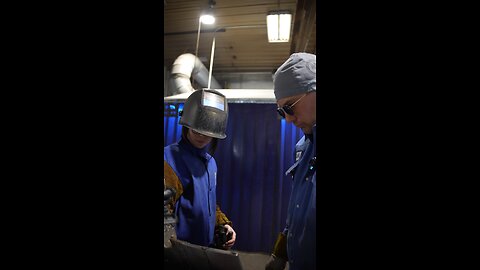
223, 224, 236, 249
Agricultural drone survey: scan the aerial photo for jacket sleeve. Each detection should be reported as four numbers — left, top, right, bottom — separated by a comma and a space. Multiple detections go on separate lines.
164, 160, 184, 213
215, 205, 233, 226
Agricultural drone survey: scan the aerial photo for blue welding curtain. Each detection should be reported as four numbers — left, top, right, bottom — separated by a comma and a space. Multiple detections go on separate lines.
164, 102, 303, 253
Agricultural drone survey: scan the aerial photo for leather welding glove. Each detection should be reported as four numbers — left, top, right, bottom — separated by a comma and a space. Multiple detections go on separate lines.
163, 160, 183, 213
265, 232, 288, 270
216, 205, 232, 227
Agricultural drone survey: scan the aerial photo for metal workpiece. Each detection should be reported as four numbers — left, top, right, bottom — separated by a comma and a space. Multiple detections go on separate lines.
164, 238, 277, 270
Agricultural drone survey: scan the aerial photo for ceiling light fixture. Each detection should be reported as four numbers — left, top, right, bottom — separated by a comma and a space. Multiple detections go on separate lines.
200, 0, 216, 25
196, 0, 217, 58
193, 0, 217, 87
200, 13, 215, 25
266, 10, 292, 43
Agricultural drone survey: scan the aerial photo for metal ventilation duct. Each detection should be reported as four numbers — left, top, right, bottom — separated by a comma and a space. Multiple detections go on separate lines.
169, 53, 221, 96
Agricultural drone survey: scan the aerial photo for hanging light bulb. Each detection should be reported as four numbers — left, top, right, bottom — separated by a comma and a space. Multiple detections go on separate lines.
200, 13, 215, 24
200, 0, 216, 25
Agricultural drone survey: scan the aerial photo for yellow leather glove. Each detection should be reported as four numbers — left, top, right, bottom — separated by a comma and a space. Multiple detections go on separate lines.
215, 205, 232, 227
163, 160, 183, 213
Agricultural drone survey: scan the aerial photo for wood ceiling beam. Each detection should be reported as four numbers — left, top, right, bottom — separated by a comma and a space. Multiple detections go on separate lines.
290, 0, 316, 54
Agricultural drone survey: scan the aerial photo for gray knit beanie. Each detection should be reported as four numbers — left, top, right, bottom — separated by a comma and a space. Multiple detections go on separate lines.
273, 53, 316, 100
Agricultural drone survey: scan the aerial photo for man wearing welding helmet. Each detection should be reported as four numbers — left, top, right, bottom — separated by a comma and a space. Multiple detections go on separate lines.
266, 53, 317, 270
164, 89, 236, 250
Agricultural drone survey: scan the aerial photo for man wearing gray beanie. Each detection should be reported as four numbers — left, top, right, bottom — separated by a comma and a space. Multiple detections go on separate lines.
265, 53, 316, 270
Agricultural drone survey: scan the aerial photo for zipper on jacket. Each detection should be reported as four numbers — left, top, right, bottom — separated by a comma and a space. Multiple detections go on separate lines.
206, 163, 211, 216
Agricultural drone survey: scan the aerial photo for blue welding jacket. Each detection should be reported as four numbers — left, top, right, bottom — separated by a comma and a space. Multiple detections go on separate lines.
283, 125, 316, 270
164, 137, 217, 247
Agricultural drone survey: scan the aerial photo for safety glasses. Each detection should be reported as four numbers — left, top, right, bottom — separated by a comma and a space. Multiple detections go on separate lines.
276, 93, 307, 118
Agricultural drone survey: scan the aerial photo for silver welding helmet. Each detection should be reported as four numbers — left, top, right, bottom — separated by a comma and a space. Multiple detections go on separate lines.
179, 89, 228, 139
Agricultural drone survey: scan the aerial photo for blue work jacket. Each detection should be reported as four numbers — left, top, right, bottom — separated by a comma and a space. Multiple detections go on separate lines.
283, 125, 316, 270
164, 137, 217, 247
